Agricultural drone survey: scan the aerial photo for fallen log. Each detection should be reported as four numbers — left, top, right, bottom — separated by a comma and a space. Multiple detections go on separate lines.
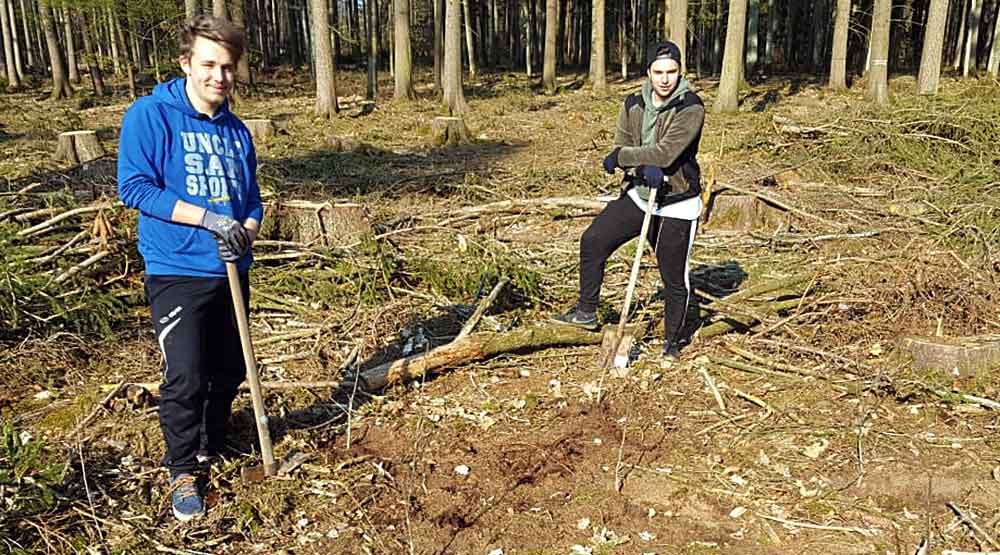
438, 196, 614, 224
100, 380, 345, 396
360, 324, 603, 390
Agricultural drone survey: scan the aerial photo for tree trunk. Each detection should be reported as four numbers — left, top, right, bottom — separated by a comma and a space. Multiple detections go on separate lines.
668, 0, 687, 72
989, 0, 1000, 74
714, 0, 747, 113
442, 0, 468, 114
463, 0, 477, 78
79, 12, 105, 96
393, 0, 415, 99
231, 0, 251, 85
765, 0, 775, 67
106, 8, 120, 75
829, 0, 850, 88
64, 7, 82, 84
952, 0, 968, 68
590, 0, 606, 91
963, 0, 982, 75
433, 0, 443, 93
39, 1, 71, 99
7, 0, 23, 80
0, 0, 19, 88
19, 0, 33, 68
543, 0, 557, 91
213, 0, 226, 18
365, 0, 376, 100
866, 0, 890, 104
745, 0, 757, 77
186, 0, 200, 19
919, 0, 950, 90
311, 0, 338, 115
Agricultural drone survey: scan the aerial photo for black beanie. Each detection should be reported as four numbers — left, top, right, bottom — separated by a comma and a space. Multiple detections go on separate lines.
645, 41, 682, 71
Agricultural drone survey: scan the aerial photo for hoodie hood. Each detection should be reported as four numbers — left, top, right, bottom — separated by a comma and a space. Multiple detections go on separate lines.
152, 77, 231, 120
641, 77, 690, 146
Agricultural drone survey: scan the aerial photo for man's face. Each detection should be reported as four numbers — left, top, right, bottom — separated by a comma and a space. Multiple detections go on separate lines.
179, 36, 236, 113
648, 58, 681, 100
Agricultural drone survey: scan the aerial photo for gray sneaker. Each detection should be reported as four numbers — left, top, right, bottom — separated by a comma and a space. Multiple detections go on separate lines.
550, 307, 599, 331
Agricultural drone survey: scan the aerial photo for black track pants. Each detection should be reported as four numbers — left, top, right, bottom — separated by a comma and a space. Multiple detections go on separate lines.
577, 194, 697, 344
145, 274, 249, 473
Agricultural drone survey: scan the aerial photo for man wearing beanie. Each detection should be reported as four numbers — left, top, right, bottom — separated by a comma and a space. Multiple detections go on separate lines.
552, 40, 705, 361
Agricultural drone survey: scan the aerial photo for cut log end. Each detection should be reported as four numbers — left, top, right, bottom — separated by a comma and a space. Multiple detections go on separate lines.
431, 116, 471, 147
901, 335, 1000, 379
244, 119, 276, 143
702, 193, 790, 231
54, 130, 105, 164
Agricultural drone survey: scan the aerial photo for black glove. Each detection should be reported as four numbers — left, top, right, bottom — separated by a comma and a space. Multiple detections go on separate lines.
602, 147, 622, 175
640, 165, 665, 189
200, 210, 251, 262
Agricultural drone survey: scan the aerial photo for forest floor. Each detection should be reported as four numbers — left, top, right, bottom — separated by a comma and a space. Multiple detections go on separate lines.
1, 67, 999, 555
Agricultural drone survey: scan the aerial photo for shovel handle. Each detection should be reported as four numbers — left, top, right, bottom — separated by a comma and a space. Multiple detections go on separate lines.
226, 262, 276, 477
605, 191, 658, 363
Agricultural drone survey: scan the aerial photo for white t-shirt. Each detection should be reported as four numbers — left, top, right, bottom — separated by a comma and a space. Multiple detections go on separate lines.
627, 187, 702, 221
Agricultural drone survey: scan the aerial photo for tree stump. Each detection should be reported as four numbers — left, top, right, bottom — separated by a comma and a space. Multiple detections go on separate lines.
901, 335, 1000, 379
702, 192, 789, 231
431, 116, 471, 147
244, 119, 275, 143
54, 131, 105, 164
328, 135, 367, 153
260, 199, 373, 248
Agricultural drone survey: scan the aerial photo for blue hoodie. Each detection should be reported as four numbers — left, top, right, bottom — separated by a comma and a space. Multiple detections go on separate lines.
118, 77, 264, 277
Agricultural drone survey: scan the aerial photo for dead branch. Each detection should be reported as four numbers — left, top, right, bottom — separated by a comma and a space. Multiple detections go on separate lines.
17, 202, 119, 237
438, 196, 613, 225
456, 277, 509, 339
947, 502, 1000, 550
53, 250, 111, 284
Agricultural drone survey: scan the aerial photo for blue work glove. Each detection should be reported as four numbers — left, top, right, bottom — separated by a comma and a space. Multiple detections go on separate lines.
640, 165, 665, 189
602, 147, 622, 175
200, 210, 251, 262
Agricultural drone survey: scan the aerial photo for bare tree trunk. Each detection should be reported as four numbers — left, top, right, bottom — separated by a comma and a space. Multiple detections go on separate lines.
433, 0, 443, 93
962, 0, 982, 75
829, 0, 850, 88
662, 0, 669, 41
311, 0, 338, 115
39, 1, 71, 99
185, 0, 199, 19
442, 0, 467, 113
365, 0, 376, 100
19, 0, 32, 68
745, 0, 757, 77
463, 0, 477, 78
0, 0, 19, 88
590, 0, 606, 91
393, 0, 415, 99
952, 0, 968, 68
714, 0, 747, 113
866, 0, 890, 104
231, 0, 251, 85
7, 0, 23, 80
543, 0, 558, 89
987, 0, 1000, 74
213, 0, 227, 18
79, 12, 105, 96
919, 0, 950, 90
62, 7, 79, 83
669, 0, 687, 72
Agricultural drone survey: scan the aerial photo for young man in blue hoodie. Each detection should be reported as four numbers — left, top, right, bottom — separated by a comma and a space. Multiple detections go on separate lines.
552, 41, 704, 361
117, 15, 263, 522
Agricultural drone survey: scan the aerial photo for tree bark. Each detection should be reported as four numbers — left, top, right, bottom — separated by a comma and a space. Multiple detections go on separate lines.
213, 0, 227, 18
919, 0, 950, 91
442, 0, 468, 114
393, 0, 415, 99
62, 7, 79, 84
829, 0, 851, 88
989, 0, 1000, 74
365, 0, 376, 100
231, 0, 251, 85
962, 0, 982, 75
311, 0, 338, 115
39, 1, 71, 99
746, 0, 757, 77
866, 0, 890, 104
0, 0, 19, 88
590, 0, 606, 92
714, 0, 747, 113
543, 0, 557, 91
79, 12, 105, 96
7, 0, 23, 80
463, 0, 477, 78
668, 0, 687, 72
19, 0, 33, 68
952, 0, 968, 69
186, 0, 200, 19
433, 0, 443, 93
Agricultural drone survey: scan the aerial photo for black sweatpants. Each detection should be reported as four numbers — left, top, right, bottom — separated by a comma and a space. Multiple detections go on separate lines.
578, 194, 697, 345
145, 274, 249, 473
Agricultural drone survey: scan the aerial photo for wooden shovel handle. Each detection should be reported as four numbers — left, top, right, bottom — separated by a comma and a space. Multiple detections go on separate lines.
226, 262, 276, 477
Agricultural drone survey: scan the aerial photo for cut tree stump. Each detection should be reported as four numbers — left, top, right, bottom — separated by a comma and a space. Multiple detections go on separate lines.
245, 119, 275, 143
54, 131, 105, 164
431, 116, 471, 146
261, 199, 373, 248
901, 335, 1000, 378
360, 324, 603, 390
702, 192, 789, 231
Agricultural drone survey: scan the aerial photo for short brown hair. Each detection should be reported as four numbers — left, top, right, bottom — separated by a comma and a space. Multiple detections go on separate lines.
179, 15, 246, 62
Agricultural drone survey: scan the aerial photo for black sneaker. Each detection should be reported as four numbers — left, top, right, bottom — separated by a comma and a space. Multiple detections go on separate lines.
550, 307, 600, 331
662, 342, 682, 360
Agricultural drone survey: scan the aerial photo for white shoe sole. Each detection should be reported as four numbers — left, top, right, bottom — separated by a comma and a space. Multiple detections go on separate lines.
173, 506, 206, 522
